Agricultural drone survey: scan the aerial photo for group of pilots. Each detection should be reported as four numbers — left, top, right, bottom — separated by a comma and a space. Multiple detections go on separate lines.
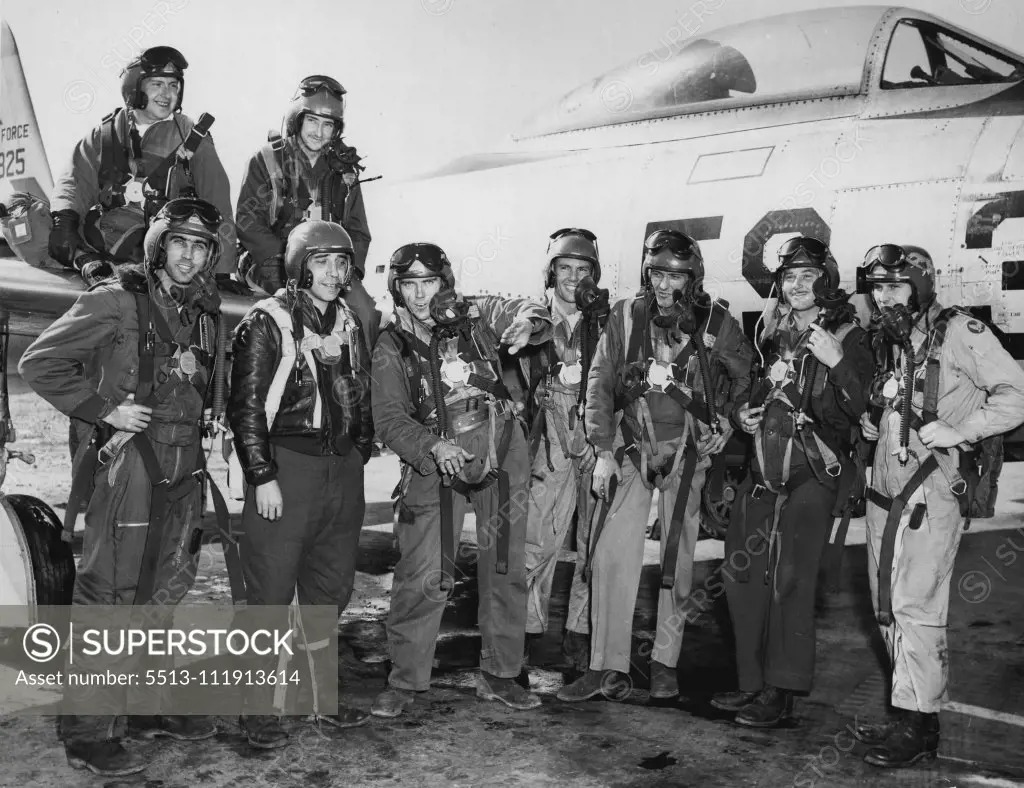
12, 45, 1024, 779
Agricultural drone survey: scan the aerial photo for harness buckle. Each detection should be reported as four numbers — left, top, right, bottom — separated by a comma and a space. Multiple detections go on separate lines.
950, 479, 968, 497
751, 483, 766, 500
825, 462, 843, 478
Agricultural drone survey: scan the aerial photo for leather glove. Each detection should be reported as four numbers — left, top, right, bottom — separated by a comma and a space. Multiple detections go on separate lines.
77, 256, 115, 287
48, 209, 81, 268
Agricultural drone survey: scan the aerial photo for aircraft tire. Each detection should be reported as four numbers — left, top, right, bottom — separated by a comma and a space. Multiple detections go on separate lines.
3, 494, 75, 606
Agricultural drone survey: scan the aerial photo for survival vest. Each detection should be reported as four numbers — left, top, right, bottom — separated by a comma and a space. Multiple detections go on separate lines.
259, 134, 361, 235
95, 108, 214, 217
247, 295, 361, 430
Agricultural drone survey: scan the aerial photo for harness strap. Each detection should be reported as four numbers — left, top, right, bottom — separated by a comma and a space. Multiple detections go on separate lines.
870, 453, 940, 627
203, 469, 247, 605
583, 446, 625, 583
660, 446, 699, 590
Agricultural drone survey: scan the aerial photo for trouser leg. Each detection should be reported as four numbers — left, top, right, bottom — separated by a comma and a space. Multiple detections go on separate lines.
566, 473, 596, 635
294, 451, 365, 701
524, 419, 581, 634
60, 441, 199, 743
474, 425, 529, 679
386, 469, 469, 691
722, 481, 776, 692
589, 457, 653, 673
762, 476, 836, 692
652, 456, 709, 667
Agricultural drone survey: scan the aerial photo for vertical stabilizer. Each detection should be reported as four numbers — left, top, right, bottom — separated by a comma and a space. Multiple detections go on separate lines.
0, 20, 53, 201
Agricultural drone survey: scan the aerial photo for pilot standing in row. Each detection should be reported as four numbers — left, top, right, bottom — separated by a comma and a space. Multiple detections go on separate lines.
559, 231, 753, 703
20, 198, 227, 777
234, 75, 378, 351
714, 238, 873, 726
521, 229, 604, 676
855, 245, 1024, 768
369, 244, 549, 717
229, 220, 375, 749
48, 46, 235, 284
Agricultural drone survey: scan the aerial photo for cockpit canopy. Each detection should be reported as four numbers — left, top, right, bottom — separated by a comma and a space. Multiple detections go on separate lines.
518, 6, 1024, 139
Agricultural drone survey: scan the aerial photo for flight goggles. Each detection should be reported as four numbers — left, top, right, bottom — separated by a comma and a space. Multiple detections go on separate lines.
549, 227, 597, 242
777, 236, 830, 264
295, 75, 347, 101
857, 244, 914, 292
644, 229, 701, 260
138, 46, 188, 75
390, 243, 449, 274
159, 198, 222, 230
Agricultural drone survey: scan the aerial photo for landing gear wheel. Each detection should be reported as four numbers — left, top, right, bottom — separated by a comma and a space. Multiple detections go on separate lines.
1, 494, 75, 606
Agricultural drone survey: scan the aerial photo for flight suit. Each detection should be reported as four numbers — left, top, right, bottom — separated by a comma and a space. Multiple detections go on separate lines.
235, 136, 377, 348
19, 264, 220, 744
866, 305, 1024, 713
724, 312, 873, 695
523, 293, 598, 641
371, 297, 551, 691
585, 295, 753, 673
51, 109, 236, 274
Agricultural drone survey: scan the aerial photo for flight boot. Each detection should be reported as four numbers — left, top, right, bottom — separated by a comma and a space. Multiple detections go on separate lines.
710, 690, 760, 712
239, 715, 290, 750
863, 711, 939, 768
476, 671, 542, 710
65, 740, 147, 777
734, 685, 794, 728
370, 687, 418, 718
131, 715, 218, 741
648, 660, 680, 700
556, 669, 632, 703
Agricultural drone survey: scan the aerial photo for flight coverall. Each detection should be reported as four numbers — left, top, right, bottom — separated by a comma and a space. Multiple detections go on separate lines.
866, 305, 1024, 714
523, 292, 597, 640
724, 313, 873, 695
585, 295, 753, 673
371, 297, 551, 691
229, 292, 373, 712
52, 109, 236, 274
19, 264, 221, 743
234, 137, 376, 346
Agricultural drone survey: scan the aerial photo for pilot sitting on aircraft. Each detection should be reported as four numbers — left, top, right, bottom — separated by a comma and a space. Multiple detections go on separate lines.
855, 244, 1024, 768
234, 76, 377, 350
558, 230, 753, 704
47, 46, 235, 284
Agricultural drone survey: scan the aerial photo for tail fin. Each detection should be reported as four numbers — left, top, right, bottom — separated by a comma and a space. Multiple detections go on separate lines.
0, 20, 53, 202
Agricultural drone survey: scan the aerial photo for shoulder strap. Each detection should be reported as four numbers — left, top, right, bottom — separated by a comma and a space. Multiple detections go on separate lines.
922, 307, 960, 422
99, 109, 130, 194
625, 296, 647, 364
259, 133, 288, 225
385, 323, 424, 411
134, 291, 155, 403
252, 298, 300, 429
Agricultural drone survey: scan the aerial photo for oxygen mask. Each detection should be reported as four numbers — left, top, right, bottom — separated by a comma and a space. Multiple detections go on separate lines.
574, 276, 609, 321
878, 303, 914, 343
429, 288, 472, 339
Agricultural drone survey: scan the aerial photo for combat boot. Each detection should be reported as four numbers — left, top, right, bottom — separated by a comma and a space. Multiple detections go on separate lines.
561, 630, 591, 674
734, 685, 794, 728
852, 711, 902, 745
338, 640, 388, 679
556, 669, 632, 703
476, 671, 542, 710
316, 705, 371, 730
864, 711, 939, 768
710, 690, 760, 712
648, 660, 680, 700
131, 715, 218, 741
65, 741, 146, 777
239, 715, 289, 750
370, 687, 417, 718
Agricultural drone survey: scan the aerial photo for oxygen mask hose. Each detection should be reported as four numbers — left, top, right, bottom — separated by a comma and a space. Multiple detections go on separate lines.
574, 277, 609, 411
878, 304, 915, 465
210, 315, 229, 430
899, 336, 914, 465
429, 331, 449, 439
694, 327, 720, 435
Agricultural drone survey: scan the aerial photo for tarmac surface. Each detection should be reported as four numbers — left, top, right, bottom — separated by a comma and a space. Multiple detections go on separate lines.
0, 372, 1022, 787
